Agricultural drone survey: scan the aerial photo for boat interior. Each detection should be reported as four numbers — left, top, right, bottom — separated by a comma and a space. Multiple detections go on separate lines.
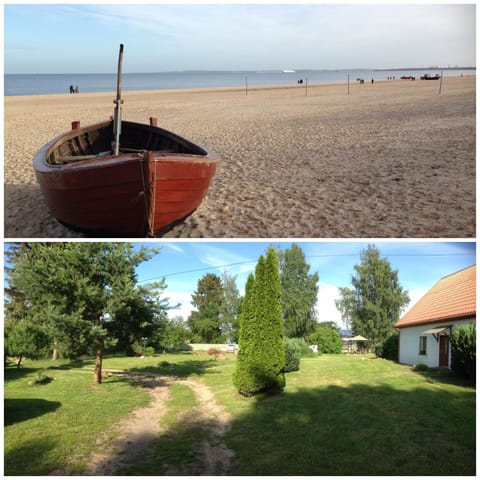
47, 120, 207, 165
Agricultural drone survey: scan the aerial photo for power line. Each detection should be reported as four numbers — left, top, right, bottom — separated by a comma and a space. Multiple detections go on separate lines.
138, 252, 475, 284
138, 260, 257, 283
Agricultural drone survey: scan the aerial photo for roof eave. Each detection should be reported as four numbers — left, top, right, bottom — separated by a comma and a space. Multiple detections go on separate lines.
395, 312, 476, 329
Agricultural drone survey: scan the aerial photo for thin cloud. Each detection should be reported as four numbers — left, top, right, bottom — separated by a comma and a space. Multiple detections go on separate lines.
42, 4, 475, 71
162, 243, 185, 254
193, 244, 256, 273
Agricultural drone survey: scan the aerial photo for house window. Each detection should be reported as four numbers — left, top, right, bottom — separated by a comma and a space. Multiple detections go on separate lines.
419, 336, 427, 355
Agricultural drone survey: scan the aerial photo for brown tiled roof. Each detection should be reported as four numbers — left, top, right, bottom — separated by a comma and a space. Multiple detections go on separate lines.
395, 265, 476, 328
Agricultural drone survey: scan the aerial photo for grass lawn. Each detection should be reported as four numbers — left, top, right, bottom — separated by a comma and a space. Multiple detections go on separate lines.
4, 353, 476, 475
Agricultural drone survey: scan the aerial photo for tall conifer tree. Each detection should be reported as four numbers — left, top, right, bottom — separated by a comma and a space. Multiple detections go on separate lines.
233, 247, 285, 396
188, 273, 224, 342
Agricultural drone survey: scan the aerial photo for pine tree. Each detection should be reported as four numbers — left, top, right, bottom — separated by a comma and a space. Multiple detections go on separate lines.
188, 273, 224, 342
5, 242, 163, 383
233, 247, 285, 396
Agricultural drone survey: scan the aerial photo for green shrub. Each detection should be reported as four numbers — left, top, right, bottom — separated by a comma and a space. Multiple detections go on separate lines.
309, 327, 342, 354
145, 346, 155, 357
284, 338, 302, 372
286, 338, 317, 358
413, 363, 429, 372
451, 323, 476, 384
375, 333, 399, 361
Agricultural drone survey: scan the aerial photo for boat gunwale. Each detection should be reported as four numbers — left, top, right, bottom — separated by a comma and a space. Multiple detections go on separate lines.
33, 119, 219, 173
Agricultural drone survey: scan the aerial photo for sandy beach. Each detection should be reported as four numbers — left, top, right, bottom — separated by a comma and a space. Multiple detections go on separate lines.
4, 75, 475, 238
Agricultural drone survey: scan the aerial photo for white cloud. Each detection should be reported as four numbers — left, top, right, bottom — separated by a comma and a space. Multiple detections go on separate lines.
77, 4, 476, 70
166, 291, 193, 320
401, 289, 429, 317
193, 244, 256, 277
162, 243, 185, 254
6, 4, 474, 73
316, 281, 342, 327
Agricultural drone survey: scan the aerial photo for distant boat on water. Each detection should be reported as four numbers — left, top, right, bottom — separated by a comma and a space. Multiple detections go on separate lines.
282, 69, 296, 73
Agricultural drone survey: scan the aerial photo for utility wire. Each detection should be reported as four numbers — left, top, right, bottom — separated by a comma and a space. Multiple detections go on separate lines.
138, 252, 474, 284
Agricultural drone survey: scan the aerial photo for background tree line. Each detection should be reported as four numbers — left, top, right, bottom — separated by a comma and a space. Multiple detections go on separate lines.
187, 243, 320, 344
5, 242, 411, 387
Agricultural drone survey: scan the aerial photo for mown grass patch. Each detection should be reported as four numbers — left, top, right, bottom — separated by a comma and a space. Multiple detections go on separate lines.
4, 358, 150, 475
213, 355, 476, 475
5, 353, 475, 476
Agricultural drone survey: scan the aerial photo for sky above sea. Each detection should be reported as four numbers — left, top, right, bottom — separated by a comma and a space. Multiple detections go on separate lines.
5, 4, 475, 74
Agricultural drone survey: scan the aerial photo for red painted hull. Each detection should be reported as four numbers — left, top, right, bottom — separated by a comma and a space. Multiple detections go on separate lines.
33, 120, 218, 236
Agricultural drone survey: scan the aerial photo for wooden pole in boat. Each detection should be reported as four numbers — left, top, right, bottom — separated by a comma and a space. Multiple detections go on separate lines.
113, 44, 124, 156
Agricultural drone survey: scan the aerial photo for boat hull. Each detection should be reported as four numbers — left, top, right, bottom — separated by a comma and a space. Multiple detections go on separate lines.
33, 120, 218, 236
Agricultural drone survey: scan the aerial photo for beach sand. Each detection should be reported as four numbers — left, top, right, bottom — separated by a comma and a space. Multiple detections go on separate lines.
4, 75, 475, 238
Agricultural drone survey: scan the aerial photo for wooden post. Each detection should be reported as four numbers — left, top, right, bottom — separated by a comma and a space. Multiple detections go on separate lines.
71, 121, 81, 130
149, 117, 158, 126
245, 76, 248, 96
438, 70, 443, 95
52, 340, 59, 360
93, 347, 103, 384
305, 76, 308, 96
112, 44, 124, 156
347, 74, 350, 96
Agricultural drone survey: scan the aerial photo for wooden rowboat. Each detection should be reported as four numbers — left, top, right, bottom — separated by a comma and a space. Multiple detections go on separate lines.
34, 118, 218, 236
33, 44, 218, 237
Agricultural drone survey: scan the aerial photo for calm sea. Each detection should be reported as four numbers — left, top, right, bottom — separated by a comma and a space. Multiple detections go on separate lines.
5, 68, 475, 96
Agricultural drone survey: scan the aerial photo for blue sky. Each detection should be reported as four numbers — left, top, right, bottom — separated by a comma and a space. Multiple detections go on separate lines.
133, 241, 476, 325
5, 4, 475, 73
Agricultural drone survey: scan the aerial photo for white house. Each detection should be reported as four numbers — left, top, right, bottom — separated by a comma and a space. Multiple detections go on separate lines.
395, 265, 476, 369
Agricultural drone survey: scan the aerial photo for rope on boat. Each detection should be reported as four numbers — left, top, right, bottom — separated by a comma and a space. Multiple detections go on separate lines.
150, 152, 157, 237
139, 154, 155, 237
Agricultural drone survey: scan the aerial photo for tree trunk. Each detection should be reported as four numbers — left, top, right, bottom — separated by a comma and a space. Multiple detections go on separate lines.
52, 340, 59, 360
16, 355, 23, 368
93, 348, 103, 384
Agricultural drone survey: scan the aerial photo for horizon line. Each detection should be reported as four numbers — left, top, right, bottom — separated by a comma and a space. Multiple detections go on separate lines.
6, 66, 476, 76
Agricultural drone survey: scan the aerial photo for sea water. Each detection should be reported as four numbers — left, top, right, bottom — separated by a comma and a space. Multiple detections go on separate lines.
5, 68, 475, 96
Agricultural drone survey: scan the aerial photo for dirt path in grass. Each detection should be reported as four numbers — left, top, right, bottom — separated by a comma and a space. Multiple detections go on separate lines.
83, 373, 234, 475
165, 378, 234, 475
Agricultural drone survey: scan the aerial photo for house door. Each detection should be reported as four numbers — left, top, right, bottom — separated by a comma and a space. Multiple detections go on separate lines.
439, 335, 449, 367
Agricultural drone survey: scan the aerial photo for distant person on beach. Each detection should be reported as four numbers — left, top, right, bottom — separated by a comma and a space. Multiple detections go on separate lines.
75, 86, 79, 93
69, 85, 74, 94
